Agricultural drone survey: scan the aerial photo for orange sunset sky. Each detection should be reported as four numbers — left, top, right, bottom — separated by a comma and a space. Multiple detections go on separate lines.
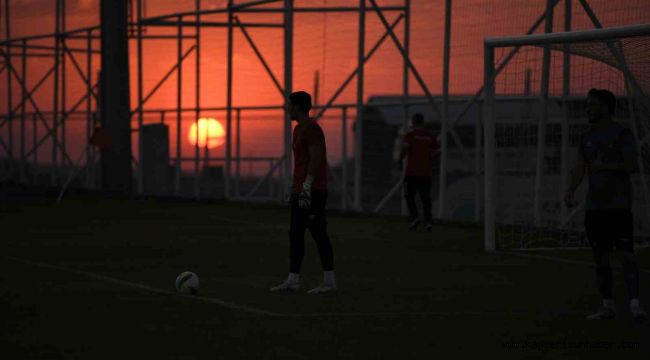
1, 0, 649, 172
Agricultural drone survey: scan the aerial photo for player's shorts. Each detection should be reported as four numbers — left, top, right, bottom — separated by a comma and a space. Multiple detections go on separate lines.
584, 209, 634, 253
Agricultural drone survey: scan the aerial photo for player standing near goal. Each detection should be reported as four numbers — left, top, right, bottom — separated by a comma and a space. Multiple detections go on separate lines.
564, 88, 646, 320
270, 91, 336, 294
397, 113, 440, 231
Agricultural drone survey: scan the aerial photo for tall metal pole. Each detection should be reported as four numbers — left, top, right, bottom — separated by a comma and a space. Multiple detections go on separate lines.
354, 0, 366, 211
20, 39, 26, 181
52, 0, 61, 186
560, 0, 571, 222
533, 0, 554, 227
86, 29, 92, 188
194, 0, 201, 199
236, 108, 241, 197
5, 0, 13, 179
100, 0, 132, 193
32, 113, 38, 183
341, 106, 348, 210
283, 0, 294, 201
176, 16, 183, 196
226, 0, 234, 199
61, 0, 67, 173
136, 0, 144, 193
483, 44, 496, 252
439, 0, 452, 219
400, 0, 410, 216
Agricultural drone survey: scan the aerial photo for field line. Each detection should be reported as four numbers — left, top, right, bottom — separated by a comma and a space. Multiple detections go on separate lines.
209, 215, 650, 274
5, 256, 283, 317
287, 310, 531, 318
5, 255, 528, 319
496, 251, 650, 274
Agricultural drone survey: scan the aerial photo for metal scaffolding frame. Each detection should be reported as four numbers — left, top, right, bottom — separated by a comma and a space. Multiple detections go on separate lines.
0, 0, 422, 212
2, 0, 642, 231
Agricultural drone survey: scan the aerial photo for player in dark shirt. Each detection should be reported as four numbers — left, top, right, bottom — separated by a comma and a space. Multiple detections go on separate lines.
270, 91, 336, 294
398, 113, 440, 231
564, 89, 646, 320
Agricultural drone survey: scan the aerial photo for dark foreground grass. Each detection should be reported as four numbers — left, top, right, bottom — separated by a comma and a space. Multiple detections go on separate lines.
1, 195, 649, 359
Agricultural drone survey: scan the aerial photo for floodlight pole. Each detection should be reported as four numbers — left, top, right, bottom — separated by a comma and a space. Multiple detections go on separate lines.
62, 0, 67, 178
236, 108, 241, 197
5, 0, 14, 178
439, 0, 452, 219
354, 0, 365, 211
32, 113, 38, 183
226, 0, 234, 199
52, 0, 61, 186
137, 0, 144, 194
533, 0, 554, 227
100, 0, 133, 194
176, 16, 183, 196
86, 29, 93, 188
560, 0, 571, 223
401, 0, 410, 217
20, 39, 26, 181
283, 0, 293, 203
194, 0, 201, 199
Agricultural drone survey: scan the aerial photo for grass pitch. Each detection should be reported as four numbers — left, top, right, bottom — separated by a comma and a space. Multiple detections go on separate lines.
1, 193, 649, 359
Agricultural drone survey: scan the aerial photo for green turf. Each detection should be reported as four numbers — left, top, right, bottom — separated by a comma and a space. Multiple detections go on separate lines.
1, 196, 649, 359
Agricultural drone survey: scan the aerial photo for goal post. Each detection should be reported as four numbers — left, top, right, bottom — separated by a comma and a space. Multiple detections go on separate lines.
483, 24, 650, 252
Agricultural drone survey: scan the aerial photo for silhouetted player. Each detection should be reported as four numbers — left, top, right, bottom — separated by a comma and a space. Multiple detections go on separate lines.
398, 113, 440, 231
271, 91, 336, 294
564, 88, 646, 320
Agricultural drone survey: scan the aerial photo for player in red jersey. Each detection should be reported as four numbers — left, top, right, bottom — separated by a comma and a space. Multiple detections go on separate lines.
270, 91, 336, 294
397, 113, 440, 231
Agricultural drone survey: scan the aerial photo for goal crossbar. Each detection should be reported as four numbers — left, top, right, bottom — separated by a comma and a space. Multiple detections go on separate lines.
483, 23, 650, 252
485, 23, 650, 48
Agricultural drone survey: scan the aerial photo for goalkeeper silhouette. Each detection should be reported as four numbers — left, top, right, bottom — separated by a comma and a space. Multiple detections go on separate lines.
271, 91, 336, 294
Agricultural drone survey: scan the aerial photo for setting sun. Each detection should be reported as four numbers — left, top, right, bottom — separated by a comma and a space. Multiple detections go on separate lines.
188, 118, 225, 149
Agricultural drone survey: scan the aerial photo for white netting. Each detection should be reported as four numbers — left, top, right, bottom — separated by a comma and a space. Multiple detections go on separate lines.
489, 30, 650, 250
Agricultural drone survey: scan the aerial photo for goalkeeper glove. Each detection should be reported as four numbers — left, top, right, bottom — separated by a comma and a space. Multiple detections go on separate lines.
284, 182, 294, 204
298, 175, 314, 209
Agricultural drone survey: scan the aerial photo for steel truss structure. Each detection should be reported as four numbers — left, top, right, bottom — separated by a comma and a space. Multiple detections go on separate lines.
1, 0, 644, 224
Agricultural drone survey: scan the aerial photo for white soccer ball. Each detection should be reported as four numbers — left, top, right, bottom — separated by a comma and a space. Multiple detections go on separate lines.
175, 271, 199, 295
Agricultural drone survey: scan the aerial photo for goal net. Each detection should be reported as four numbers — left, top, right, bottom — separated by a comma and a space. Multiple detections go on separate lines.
483, 24, 650, 251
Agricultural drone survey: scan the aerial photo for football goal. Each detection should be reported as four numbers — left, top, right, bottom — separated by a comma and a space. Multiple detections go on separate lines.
483, 24, 650, 251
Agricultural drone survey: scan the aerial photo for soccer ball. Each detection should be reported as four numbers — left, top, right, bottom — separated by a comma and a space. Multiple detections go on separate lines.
175, 271, 199, 295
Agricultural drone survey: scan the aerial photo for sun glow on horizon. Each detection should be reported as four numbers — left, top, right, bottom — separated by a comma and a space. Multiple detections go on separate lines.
188, 118, 225, 149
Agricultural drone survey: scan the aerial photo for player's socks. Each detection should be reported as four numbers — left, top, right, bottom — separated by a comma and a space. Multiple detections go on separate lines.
630, 298, 647, 320
308, 270, 337, 294
270, 273, 300, 292
409, 218, 420, 231
586, 299, 616, 320
288, 272, 300, 283
324, 270, 336, 284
